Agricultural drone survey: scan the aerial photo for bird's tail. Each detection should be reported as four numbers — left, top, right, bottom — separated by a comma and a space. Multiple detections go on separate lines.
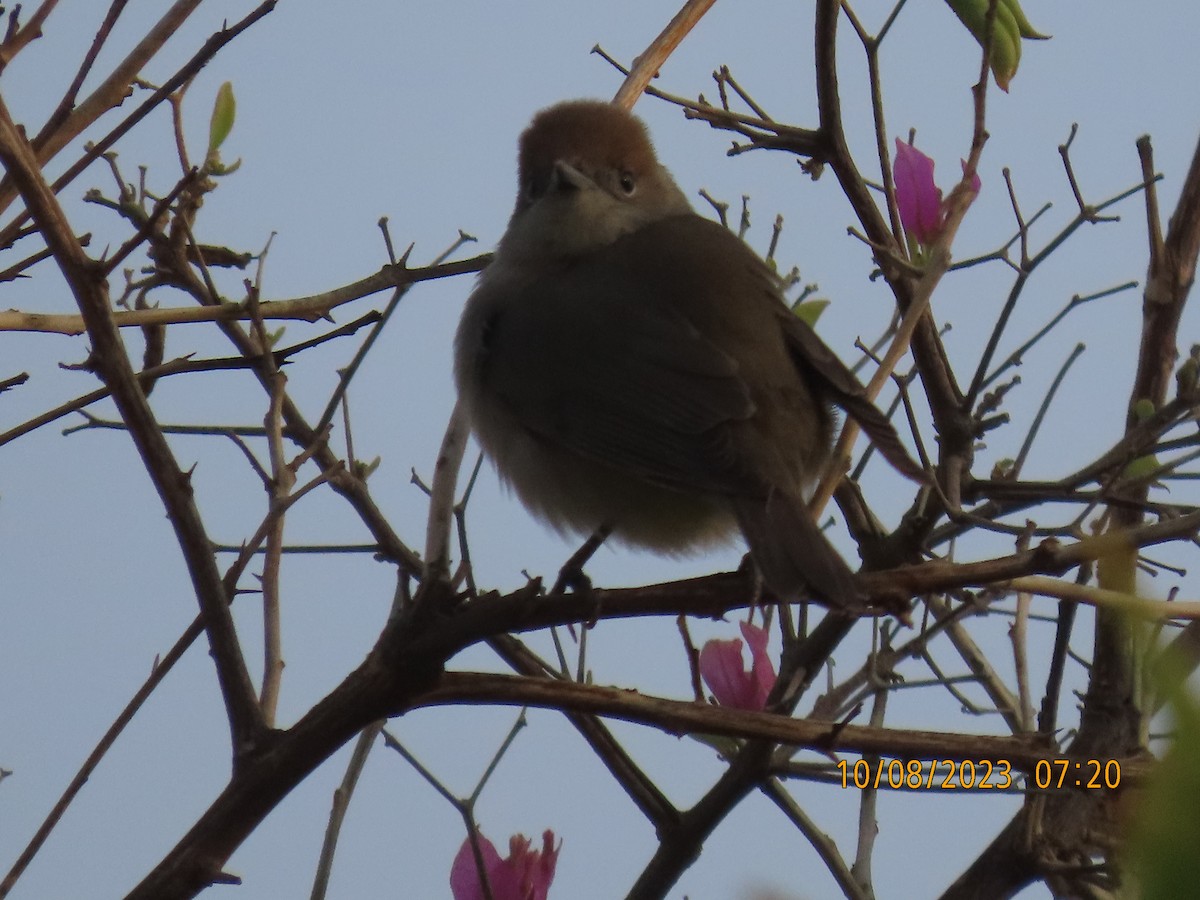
732, 492, 864, 610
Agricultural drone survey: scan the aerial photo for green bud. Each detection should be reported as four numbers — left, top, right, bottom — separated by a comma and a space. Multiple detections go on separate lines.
208, 82, 236, 156
356, 456, 382, 480
943, 0, 1048, 91
1121, 454, 1161, 483
1131, 398, 1157, 423
1004, 0, 1050, 40
792, 298, 830, 328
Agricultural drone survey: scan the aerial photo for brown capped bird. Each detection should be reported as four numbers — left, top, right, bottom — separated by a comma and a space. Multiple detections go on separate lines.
454, 100, 921, 610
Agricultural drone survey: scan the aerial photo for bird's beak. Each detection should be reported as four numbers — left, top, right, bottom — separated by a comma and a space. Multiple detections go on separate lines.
549, 160, 594, 194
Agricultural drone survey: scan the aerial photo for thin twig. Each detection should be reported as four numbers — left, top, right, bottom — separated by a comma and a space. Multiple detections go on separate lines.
309, 722, 384, 900
610, 0, 719, 110
1010, 342, 1086, 478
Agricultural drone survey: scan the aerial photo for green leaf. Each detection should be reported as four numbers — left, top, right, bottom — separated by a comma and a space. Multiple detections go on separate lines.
1121, 454, 1161, 483
208, 82, 236, 157
209, 158, 242, 177
1004, 0, 1050, 39
792, 298, 829, 328
355, 456, 382, 480
943, 0, 1048, 90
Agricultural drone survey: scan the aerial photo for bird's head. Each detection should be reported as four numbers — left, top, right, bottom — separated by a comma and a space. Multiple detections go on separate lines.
498, 100, 693, 263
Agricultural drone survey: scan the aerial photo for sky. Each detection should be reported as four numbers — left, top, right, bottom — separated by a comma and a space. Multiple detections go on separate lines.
2, 2, 1199, 899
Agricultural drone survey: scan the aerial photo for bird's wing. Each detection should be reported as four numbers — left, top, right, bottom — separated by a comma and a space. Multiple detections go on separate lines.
477, 264, 760, 496
778, 310, 925, 482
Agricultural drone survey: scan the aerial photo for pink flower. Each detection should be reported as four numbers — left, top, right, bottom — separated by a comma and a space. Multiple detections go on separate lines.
451, 829, 560, 900
893, 138, 981, 248
699, 621, 777, 711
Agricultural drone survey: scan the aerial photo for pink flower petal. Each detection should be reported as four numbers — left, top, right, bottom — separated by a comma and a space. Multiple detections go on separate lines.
524, 831, 560, 900
451, 829, 560, 900
894, 138, 944, 245
451, 832, 503, 900
740, 621, 776, 709
700, 636, 752, 709
700, 622, 777, 711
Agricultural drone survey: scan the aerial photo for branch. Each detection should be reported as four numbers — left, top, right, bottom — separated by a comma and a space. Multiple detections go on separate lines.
1130, 133, 1200, 424
946, 127, 1200, 900
0, 0, 59, 72
118, 509, 1192, 897
0, 94, 265, 755
0, 253, 489, 334
0, 1, 276, 243
423, 672, 1054, 770
0, 0, 203, 215
611, 0, 718, 110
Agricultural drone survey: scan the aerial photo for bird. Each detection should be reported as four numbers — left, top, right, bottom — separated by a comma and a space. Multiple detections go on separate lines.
454, 99, 922, 610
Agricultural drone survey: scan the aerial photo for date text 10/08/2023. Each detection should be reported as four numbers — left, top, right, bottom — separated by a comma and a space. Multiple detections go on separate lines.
836, 758, 1123, 791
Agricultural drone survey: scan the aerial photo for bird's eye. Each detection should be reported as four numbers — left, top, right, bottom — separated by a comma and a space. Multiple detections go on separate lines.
618, 171, 637, 195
